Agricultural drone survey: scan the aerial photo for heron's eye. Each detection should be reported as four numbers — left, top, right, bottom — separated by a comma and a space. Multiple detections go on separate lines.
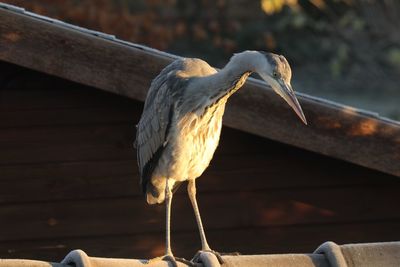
273, 71, 278, 78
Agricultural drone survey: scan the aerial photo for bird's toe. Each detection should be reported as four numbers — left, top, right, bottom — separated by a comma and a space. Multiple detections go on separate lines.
192, 249, 224, 265
147, 254, 193, 267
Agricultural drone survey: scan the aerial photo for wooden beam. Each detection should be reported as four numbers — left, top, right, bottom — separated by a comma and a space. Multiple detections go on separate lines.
0, 7, 399, 176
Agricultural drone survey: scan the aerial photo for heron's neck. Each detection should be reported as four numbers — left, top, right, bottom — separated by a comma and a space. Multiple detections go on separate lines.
201, 51, 262, 101
182, 51, 263, 116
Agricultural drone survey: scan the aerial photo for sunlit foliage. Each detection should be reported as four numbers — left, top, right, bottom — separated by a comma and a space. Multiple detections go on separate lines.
261, 0, 299, 15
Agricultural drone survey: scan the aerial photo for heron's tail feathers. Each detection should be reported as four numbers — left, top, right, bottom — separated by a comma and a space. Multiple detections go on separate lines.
146, 193, 163, 204
146, 182, 165, 204
145, 179, 182, 205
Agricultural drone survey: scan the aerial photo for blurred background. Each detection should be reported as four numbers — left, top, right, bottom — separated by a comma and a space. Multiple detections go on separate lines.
4, 0, 400, 121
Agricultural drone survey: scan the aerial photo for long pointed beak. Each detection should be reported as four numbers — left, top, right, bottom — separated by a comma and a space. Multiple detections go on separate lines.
279, 81, 307, 125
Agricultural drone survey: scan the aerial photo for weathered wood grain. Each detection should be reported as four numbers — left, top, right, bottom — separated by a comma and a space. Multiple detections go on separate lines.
1, 186, 399, 242
0, 145, 132, 165
0, 124, 135, 149
0, 107, 141, 128
0, 62, 139, 110
0, 78, 397, 204
1, 221, 399, 261
0, 150, 396, 204
0, 123, 279, 165
0, 9, 163, 101
0, 8, 399, 176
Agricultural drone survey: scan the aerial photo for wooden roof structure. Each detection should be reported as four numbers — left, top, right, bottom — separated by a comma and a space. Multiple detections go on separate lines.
1, 3, 399, 178
1, 3, 399, 177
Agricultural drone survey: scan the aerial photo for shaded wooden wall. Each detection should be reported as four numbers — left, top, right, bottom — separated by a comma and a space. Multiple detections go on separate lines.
0, 61, 399, 262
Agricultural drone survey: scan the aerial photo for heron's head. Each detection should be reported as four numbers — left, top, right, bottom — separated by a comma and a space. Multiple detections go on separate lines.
256, 52, 307, 125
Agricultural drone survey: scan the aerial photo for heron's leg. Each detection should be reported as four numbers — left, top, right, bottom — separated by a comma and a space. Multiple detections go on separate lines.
187, 179, 210, 251
188, 180, 224, 264
165, 178, 173, 256
147, 179, 195, 267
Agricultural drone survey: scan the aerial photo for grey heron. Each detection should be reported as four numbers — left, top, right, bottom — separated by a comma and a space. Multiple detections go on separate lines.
135, 50, 307, 265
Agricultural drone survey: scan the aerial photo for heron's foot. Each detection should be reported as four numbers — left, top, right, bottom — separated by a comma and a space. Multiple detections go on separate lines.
147, 254, 194, 267
192, 249, 225, 265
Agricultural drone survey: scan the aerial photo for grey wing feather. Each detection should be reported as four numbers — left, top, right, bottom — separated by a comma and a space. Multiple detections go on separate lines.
135, 59, 186, 192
